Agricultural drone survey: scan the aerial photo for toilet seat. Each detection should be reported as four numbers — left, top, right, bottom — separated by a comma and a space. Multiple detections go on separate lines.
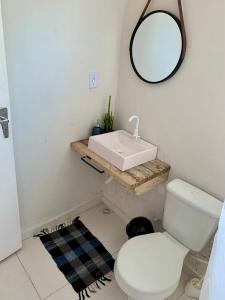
115, 232, 189, 300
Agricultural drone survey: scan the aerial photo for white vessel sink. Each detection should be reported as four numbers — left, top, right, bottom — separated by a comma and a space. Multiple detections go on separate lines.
88, 130, 157, 171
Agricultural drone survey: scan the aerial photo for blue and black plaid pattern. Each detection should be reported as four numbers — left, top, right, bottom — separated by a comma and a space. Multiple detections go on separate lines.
40, 218, 114, 297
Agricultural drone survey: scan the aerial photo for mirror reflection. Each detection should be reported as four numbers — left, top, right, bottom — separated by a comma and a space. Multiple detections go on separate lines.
130, 11, 184, 84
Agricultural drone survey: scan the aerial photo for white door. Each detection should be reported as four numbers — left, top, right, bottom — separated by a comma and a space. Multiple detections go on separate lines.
0, 2, 21, 261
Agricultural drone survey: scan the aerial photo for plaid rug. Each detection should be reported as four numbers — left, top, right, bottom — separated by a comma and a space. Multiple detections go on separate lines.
38, 217, 115, 300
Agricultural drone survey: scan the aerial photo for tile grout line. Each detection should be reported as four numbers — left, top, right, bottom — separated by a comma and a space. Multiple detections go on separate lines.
17, 252, 70, 300
16, 253, 42, 300
42, 283, 69, 300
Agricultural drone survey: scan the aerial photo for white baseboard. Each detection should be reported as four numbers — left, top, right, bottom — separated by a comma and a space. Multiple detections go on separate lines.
22, 198, 101, 240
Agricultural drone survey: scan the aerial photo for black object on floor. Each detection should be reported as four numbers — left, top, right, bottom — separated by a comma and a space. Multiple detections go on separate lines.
37, 217, 114, 300
126, 216, 154, 239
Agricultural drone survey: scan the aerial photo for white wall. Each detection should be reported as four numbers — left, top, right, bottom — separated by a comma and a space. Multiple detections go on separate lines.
3, 0, 224, 231
104, 0, 225, 219
1, 0, 128, 232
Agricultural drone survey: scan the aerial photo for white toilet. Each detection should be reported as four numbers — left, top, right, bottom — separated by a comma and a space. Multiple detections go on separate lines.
115, 179, 222, 300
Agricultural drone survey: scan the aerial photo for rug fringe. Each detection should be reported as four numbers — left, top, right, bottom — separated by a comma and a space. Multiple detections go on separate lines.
104, 271, 114, 281
33, 216, 80, 237
88, 285, 97, 293
98, 278, 105, 286
95, 280, 101, 290
85, 288, 91, 298
78, 274, 113, 299
102, 275, 112, 282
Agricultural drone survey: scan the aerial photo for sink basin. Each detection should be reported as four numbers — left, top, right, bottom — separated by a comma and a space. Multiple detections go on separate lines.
88, 130, 157, 171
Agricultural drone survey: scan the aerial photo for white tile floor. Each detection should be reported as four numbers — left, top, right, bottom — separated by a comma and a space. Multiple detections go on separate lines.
0, 204, 191, 300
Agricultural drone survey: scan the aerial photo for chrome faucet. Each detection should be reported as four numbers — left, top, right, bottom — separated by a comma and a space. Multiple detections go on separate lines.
128, 115, 140, 140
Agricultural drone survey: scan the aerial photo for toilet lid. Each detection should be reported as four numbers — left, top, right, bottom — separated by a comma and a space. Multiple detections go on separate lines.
116, 232, 189, 295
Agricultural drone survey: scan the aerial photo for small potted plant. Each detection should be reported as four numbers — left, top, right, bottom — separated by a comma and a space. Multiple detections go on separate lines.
103, 96, 114, 133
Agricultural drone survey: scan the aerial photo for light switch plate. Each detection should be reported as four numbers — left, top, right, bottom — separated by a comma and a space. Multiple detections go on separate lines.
0, 107, 9, 138
89, 71, 98, 89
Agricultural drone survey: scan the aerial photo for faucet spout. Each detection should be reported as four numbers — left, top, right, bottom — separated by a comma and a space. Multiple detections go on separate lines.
128, 115, 140, 140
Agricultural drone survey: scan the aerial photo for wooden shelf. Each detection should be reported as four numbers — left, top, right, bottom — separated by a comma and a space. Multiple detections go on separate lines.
71, 139, 171, 196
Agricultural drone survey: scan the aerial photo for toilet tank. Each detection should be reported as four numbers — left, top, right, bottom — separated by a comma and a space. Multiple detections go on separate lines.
163, 179, 223, 252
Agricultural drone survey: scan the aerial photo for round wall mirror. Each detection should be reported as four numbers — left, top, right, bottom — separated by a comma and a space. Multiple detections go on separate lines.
130, 10, 184, 84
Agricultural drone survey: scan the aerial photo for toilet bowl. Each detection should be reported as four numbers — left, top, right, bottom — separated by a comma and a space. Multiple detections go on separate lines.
115, 232, 189, 300
115, 179, 222, 300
